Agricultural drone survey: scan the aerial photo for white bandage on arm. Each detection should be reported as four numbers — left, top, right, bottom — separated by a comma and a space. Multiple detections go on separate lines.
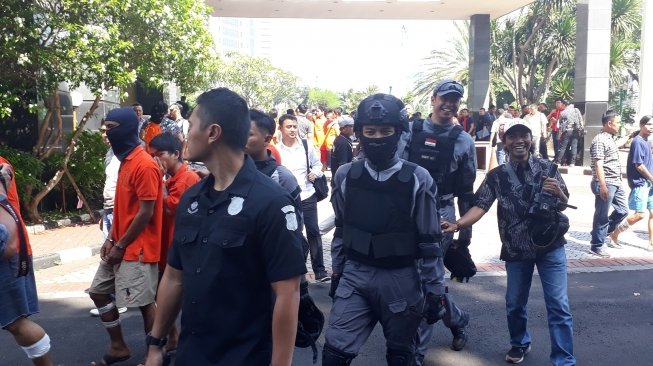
22, 333, 51, 359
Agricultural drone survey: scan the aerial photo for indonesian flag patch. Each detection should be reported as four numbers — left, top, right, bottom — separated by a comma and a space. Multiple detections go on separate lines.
424, 138, 437, 147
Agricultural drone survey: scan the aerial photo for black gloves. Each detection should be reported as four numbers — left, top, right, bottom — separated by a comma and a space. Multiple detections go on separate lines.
424, 293, 445, 324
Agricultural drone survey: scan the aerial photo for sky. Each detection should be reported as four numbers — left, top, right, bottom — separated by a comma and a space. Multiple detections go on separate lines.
224, 18, 459, 97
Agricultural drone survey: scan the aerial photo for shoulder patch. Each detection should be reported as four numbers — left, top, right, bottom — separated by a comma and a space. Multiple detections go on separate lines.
281, 205, 299, 231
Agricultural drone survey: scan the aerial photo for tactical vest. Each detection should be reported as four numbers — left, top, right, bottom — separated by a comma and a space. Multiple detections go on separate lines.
407, 120, 463, 196
343, 160, 419, 268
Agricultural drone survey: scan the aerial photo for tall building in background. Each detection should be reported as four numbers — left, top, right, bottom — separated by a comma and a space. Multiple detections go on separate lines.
209, 17, 273, 59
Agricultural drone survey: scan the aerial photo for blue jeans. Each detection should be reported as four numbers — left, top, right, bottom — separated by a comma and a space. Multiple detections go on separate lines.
505, 246, 575, 366
101, 211, 113, 241
496, 143, 506, 165
590, 181, 628, 247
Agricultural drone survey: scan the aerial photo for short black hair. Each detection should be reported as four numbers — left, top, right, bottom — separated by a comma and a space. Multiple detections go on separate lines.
131, 102, 142, 107
479, 107, 486, 111
250, 109, 276, 136
460, 108, 469, 113
640, 115, 652, 126
286, 108, 295, 115
279, 114, 297, 127
602, 110, 618, 125
334, 107, 343, 115
555, 98, 567, 105
297, 104, 308, 114
150, 101, 168, 122
149, 132, 183, 162
195, 87, 250, 150
489, 104, 496, 109
268, 108, 278, 120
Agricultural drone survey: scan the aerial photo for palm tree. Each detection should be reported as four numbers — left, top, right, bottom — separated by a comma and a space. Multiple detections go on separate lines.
412, 20, 470, 105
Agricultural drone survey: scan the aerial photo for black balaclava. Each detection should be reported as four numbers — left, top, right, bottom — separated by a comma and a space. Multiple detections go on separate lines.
105, 107, 141, 161
359, 132, 400, 170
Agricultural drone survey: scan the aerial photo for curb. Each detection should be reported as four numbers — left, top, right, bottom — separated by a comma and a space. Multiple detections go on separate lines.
33, 244, 103, 271
25, 211, 101, 235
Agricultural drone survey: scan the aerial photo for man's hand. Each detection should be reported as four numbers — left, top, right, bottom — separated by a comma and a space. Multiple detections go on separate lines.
100, 239, 113, 261
329, 273, 341, 299
105, 244, 125, 265
599, 183, 609, 201
154, 157, 167, 176
543, 177, 565, 200
424, 293, 444, 325
440, 221, 457, 233
307, 172, 316, 183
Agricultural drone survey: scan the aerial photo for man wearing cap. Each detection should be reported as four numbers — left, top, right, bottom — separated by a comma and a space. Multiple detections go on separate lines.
441, 120, 575, 365
88, 107, 164, 366
330, 115, 355, 175
401, 79, 475, 356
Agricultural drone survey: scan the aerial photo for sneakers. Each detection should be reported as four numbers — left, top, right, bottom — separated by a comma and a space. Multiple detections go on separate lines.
505, 345, 531, 364
90, 307, 127, 317
314, 271, 331, 282
450, 326, 467, 351
590, 246, 610, 258
606, 238, 623, 249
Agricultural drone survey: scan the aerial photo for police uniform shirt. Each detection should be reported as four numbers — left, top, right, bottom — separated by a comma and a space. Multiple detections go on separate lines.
168, 156, 307, 365
330, 158, 446, 295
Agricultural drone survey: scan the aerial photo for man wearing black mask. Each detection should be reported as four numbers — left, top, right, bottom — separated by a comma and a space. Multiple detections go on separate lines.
88, 107, 163, 366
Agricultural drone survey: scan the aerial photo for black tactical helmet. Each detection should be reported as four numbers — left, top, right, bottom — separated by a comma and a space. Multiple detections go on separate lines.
354, 93, 409, 134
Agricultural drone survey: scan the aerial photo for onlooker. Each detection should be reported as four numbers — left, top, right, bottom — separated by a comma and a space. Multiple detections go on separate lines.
296, 104, 314, 142
476, 107, 491, 140
548, 98, 566, 156
168, 103, 189, 139
609, 115, 653, 252
88, 107, 163, 366
489, 112, 511, 166
481, 104, 497, 139
330, 116, 355, 175
277, 114, 329, 282
142, 102, 167, 152
443, 120, 575, 365
589, 110, 628, 258
143, 88, 305, 366
459, 108, 475, 136
132, 103, 149, 133
523, 104, 548, 158
0, 161, 53, 366
322, 109, 339, 170
555, 103, 584, 166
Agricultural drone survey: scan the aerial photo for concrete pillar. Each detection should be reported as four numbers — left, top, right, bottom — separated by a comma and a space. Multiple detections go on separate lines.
639, 0, 653, 117
574, 0, 612, 166
468, 14, 491, 112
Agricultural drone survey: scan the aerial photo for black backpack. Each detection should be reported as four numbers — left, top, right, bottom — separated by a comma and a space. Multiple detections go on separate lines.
444, 239, 477, 282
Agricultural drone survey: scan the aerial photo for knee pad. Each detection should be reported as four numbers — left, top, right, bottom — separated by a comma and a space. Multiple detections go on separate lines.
96, 301, 116, 315
22, 333, 51, 359
386, 348, 415, 366
322, 343, 355, 366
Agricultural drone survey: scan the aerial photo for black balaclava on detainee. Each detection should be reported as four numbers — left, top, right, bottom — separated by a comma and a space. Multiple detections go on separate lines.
105, 107, 141, 161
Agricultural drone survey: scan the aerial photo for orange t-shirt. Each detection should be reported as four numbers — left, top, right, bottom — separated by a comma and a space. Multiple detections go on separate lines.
0, 156, 31, 255
143, 123, 162, 153
112, 146, 163, 263
313, 117, 326, 151
160, 164, 200, 271
322, 120, 340, 152
267, 144, 282, 164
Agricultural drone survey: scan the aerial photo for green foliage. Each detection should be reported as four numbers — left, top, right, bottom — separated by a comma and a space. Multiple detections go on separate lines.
306, 88, 340, 109
550, 77, 575, 103
340, 85, 380, 113
0, 146, 44, 207
213, 52, 299, 109
67, 131, 106, 208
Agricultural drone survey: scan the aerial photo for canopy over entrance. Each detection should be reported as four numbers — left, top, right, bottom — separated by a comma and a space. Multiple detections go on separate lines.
207, 0, 533, 20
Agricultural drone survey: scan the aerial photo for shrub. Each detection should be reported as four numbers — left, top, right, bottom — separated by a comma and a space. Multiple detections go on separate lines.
0, 145, 44, 209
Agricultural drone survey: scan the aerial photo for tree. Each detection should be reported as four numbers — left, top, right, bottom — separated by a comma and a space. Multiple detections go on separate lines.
340, 85, 380, 113
1, 0, 217, 221
213, 52, 299, 109
306, 88, 340, 109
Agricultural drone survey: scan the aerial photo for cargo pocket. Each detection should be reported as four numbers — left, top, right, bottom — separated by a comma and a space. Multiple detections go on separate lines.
388, 299, 408, 314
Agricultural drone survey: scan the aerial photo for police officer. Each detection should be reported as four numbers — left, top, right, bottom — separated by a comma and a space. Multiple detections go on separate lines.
400, 79, 475, 355
144, 88, 307, 366
324, 93, 447, 366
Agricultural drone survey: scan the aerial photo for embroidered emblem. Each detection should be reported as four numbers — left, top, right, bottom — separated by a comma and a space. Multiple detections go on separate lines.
187, 201, 199, 214
424, 138, 437, 147
281, 205, 298, 231
228, 196, 244, 215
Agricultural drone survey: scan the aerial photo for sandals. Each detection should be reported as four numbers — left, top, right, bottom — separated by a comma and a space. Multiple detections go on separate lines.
163, 349, 177, 366
96, 354, 130, 366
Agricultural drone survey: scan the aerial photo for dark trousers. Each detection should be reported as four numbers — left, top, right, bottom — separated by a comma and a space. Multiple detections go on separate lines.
556, 130, 580, 165
302, 194, 326, 274
540, 136, 549, 160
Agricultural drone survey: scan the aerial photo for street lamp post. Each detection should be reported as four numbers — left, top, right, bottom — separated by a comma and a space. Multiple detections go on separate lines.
70, 91, 83, 131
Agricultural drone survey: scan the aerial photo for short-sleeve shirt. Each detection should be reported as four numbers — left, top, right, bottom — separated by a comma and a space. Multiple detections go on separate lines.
590, 131, 622, 186
112, 147, 163, 263
161, 164, 200, 271
0, 156, 31, 255
626, 135, 653, 189
167, 156, 306, 365
143, 123, 161, 154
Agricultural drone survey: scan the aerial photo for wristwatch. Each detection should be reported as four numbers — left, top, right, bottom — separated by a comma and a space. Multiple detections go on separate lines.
145, 333, 167, 347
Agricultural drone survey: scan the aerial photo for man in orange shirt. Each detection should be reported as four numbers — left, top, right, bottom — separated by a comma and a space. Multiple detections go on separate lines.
321, 109, 340, 170
88, 107, 163, 366
0, 160, 53, 366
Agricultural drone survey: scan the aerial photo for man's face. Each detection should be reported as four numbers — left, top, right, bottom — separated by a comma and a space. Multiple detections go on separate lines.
460, 110, 469, 118
538, 104, 547, 113
185, 106, 211, 162
479, 109, 486, 116
555, 101, 562, 109
244, 121, 270, 157
99, 124, 110, 145
280, 118, 298, 141
489, 107, 496, 114
511, 109, 520, 118
340, 125, 354, 137
605, 116, 621, 134
640, 118, 653, 138
431, 94, 461, 123
361, 124, 395, 139
529, 106, 537, 115
503, 130, 532, 161
326, 112, 335, 122
133, 106, 143, 118
405, 105, 413, 116
316, 110, 324, 118
169, 106, 179, 120
150, 147, 178, 175
521, 106, 529, 115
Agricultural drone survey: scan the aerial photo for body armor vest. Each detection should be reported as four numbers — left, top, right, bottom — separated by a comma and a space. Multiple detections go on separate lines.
407, 120, 463, 196
343, 160, 418, 268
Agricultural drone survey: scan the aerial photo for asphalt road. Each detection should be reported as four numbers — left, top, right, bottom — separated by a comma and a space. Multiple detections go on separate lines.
2, 269, 653, 366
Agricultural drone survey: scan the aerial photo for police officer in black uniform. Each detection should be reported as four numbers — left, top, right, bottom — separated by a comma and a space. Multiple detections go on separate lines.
400, 79, 475, 357
324, 93, 449, 366
143, 88, 306, 366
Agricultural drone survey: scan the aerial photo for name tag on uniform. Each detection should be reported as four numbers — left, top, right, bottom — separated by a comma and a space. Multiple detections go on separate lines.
424, 138, 437, 147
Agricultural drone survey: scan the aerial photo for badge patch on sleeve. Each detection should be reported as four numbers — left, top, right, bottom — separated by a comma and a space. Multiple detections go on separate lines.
281, 205, 298, 231
187, 201, 199, 214
228, 196, 244, 215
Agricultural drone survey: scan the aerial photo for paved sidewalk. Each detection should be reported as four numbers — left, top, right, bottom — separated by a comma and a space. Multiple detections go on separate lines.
27, 167, 653, 276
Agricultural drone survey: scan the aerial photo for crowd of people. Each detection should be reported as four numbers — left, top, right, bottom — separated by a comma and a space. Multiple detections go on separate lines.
3, 78, 652, 366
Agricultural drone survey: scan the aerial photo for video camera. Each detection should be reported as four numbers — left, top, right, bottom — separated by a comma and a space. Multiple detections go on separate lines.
528, 163, 577, 217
